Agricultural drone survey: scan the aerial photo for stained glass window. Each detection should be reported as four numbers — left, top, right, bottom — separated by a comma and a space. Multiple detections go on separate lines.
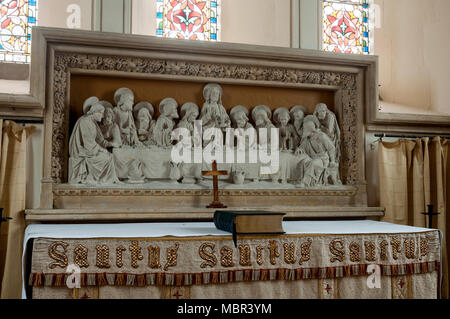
0, 0, 37, 63
156, 0, 220, 41
322, 0, 371, 54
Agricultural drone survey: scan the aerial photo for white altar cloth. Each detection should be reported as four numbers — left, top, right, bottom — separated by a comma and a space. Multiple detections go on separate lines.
23, 220, 432, 242
22, 220, 439, 299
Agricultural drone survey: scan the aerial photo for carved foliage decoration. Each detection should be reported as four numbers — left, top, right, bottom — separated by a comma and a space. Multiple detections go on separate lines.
51, 53, 359, 185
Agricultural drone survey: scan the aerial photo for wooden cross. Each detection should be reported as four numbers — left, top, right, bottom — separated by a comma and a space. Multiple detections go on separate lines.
422, 204, 440, 229
202, 161, 228, 209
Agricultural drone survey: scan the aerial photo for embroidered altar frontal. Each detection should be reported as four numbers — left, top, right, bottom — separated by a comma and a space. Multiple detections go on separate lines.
29, 230, 441, 299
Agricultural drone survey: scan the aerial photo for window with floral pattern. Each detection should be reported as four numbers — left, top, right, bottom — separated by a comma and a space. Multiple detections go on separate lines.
156, 0, 219, 41
322, 0, 372, 54
0, 0, 37, 63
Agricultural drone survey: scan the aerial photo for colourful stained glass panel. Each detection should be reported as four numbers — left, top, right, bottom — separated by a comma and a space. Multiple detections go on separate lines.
0, 0, 37, 63
156, 0, 219, 41
323, 0, 371, 54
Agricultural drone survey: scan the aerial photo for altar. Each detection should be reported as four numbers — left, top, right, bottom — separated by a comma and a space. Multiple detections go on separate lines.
20, 27, 405, 300
23, 221, 441, 299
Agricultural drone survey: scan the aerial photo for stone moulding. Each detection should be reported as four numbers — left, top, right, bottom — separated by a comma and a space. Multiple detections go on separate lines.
34, 27, 378, 211
52, 188, 358, 197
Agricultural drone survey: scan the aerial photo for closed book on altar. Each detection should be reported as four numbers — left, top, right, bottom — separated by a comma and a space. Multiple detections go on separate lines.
214, 211, 286, 246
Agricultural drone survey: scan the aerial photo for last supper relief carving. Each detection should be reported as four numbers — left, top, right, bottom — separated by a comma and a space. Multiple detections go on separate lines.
68, 83, 342, 189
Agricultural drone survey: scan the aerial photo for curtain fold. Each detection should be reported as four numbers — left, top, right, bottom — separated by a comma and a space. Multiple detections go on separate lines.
0, 120, 34, 299
379, 137, 450, 299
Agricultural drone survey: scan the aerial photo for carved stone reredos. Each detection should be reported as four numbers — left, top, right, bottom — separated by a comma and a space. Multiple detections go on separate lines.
52, 53, 359, 186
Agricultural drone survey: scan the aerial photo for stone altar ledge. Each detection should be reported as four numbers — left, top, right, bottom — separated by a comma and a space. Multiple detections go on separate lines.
25, 206, 384, 222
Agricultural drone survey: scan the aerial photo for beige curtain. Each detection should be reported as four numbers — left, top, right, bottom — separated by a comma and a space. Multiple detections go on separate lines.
379, 137, 450, 298
0, 120, 34, 299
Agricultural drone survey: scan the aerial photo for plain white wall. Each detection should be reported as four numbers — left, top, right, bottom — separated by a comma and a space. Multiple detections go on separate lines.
38, 0, 93, 30
374, 0, 450, 115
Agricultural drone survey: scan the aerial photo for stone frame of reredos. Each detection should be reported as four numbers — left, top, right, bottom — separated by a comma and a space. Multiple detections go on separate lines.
34, 27, 380, 215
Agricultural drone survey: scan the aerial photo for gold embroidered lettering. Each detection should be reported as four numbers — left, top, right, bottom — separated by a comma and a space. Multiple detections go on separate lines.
238, 244, 251, 266
116, 246, 126, 268
256, 245, 264, 266
268, 240, 280, 265
364, 241, 376, 262
129, 241, 143, 269
164, 243, 179, 271
299, 239, 312, 265
420, 238, 429, 259
404, 239, 416, 259
148, 245, 161, 269
380, 240, 389, 261
49, 242, 69, 269
283, 242, 296, 264
199, 243, 217, 268
96, 245, 110, 268
74, 245, 89, 268
349, 242, 361, 262
329, 239, 345, 263
220, 246, 234, 267
391, 237, 401, 260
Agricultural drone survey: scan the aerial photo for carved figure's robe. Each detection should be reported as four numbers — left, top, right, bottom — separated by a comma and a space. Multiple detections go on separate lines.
297, 130, 335, 186
293, 120, 304, 142
176, 119, 196, 146
256, 122, 276, 146
152, 115, 175, 147
68, 115, 119, 185
99, 122, 122, 146
114, 108, 139, 146
278, 123, 299, 151
318, 112, 340, 163
200, 102, 231, 130
137, 120, 156, 146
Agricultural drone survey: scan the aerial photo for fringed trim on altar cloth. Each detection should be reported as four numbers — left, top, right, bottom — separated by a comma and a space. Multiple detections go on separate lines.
29, 261, 440, 288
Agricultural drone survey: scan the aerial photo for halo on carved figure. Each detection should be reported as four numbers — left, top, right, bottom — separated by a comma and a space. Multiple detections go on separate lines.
180, 102, 199, 119
290, 105, 308, 119
133, 101, 155, 119
203, 83, 223, 102
114, 88, 134, 105
83, 96, 100, 114
273, 107, 291, 125
230, 105, 249, 119
303, 114, 321, 128
99, 100, 113, 110
251, 105, 272, 122
159, 97, 178, 115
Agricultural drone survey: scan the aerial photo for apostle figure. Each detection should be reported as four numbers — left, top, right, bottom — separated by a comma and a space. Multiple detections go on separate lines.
230, 105, 253, 130
98, 101, 122, 147
199, 83, 231, 131
113, 88, 140, 146
252, 105, 276, 147
68, 97, 120, 185
313, 103, 340, 163
152, 97, 179, 148
177, 102, 199, 145
134, 101, 156, 145
290, 105, 307, 141
273, 107, 299, 152
295, 115, 336, 188
230, 105, 255, 150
